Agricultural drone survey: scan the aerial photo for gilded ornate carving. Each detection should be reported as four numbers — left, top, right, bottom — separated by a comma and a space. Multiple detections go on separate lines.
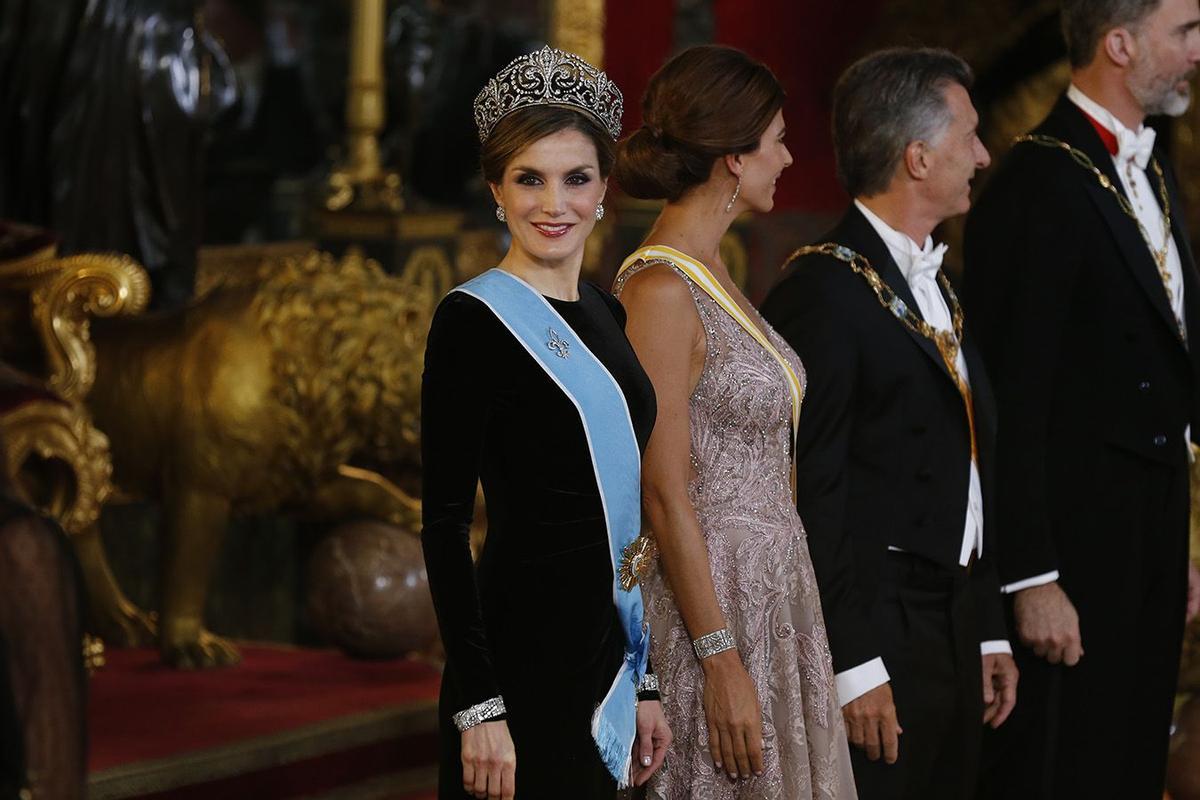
80, 246, 438, 666
1, 399, 113, 535
82, 633, 106, 675
29, 254, 151, 403
401, 244, 456, 304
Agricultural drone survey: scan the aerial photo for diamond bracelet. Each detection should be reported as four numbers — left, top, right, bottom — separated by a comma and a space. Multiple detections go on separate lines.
692, 628, 737, 660
452, 696, 507, 732
638, 673, 659, 693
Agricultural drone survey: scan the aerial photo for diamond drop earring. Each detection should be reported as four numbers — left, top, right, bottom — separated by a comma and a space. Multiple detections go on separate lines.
725, 177, 742, 213
595, 203, 605, 221
495, 205, 507, 222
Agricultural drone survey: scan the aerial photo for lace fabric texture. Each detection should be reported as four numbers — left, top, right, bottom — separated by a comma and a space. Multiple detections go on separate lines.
615, 261, 856, 800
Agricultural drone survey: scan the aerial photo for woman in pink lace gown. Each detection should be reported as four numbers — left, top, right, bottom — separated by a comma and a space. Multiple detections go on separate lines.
612, 46, 856, 800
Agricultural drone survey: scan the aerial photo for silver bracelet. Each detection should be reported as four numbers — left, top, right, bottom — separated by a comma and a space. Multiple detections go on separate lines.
692, 628, 737, 660
452, 696, 507, 732
637, 673, 659, 693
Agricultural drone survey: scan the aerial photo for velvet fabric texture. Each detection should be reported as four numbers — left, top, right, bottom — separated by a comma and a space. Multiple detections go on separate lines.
421, 281, 656, 799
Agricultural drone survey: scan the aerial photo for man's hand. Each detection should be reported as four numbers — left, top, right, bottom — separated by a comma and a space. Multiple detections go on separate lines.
1013, 582, 1083, 666
1187, 561, 1200, 622
842, 682, 903, 764
981, 653, 1018, 729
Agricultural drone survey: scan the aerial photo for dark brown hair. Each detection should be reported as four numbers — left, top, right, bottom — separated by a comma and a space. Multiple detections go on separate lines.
613, 45, 785, 202
479, 105, 616, 185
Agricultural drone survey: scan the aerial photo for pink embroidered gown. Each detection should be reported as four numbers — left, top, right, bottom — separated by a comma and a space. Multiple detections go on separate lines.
615, 258, 857, 800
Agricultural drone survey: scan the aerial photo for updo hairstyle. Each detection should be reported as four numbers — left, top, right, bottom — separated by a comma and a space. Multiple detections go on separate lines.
480, 105, 616, 186
614, 45, 785, 202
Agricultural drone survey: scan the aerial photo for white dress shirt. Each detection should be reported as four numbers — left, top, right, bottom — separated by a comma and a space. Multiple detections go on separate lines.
833, 200, 1010, 707
1067, 85, 1185, 329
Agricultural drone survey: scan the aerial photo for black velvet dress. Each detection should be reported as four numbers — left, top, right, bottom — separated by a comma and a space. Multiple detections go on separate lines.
421, 280, 656, 799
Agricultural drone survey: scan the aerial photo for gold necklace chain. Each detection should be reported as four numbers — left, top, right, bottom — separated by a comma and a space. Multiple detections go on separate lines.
1014, 134, 1177, 313
787, 242, 965, 358
787, 242, 977, 459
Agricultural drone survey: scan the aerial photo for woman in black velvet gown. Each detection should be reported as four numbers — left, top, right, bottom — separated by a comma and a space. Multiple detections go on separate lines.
421, 49, 670, 800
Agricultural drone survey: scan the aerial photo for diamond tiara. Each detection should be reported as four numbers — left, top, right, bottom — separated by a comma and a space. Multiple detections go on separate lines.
473, 46, 623, 143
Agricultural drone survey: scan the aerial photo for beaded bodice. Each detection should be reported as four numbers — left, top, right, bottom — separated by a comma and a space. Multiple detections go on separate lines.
615, 259, 804, 532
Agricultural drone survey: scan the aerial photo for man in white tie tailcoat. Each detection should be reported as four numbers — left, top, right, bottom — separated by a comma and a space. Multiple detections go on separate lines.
761, 48, 1018, 800
965, 1, 1200, 798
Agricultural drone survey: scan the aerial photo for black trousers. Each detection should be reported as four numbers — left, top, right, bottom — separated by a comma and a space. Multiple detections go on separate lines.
852, 551, 984, 800
977, 457, 1189, 800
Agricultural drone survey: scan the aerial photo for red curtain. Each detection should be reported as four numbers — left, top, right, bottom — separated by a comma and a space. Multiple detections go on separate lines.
604, 0, 887, 214
603, 0, 675, 134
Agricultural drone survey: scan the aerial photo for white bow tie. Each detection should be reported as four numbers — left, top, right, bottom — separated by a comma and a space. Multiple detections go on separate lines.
909, 242, 948, 283
1116, 125, 1156, 170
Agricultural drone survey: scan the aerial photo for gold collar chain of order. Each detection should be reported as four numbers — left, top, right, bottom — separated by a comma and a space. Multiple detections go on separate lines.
1013, 134, 1179, 320
787, 242, 966, 372
787, 242, 977, 459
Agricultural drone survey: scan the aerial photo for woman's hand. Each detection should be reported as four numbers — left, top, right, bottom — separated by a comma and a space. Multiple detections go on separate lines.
461, 720, 516, 800
632, 699, 672, 786
701, 650, 764, 780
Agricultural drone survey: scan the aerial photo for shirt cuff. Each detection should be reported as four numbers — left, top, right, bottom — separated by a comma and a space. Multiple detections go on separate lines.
835, 657, 890, 707
980, 640, 1013, 656
1000, 570, 1060, 594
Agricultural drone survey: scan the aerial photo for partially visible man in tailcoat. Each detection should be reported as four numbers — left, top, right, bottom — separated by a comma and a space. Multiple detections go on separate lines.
965, 1, 1200, 797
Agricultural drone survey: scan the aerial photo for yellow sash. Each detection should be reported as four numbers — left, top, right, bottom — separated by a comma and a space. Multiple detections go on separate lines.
618, 245, 803, 439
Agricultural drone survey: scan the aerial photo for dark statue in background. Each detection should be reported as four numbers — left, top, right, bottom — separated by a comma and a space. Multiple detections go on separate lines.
0, 0, 236, 309
0, 0, 543, 279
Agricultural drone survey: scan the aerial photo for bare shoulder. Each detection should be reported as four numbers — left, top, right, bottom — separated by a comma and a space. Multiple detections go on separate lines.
618, 261, 697, 319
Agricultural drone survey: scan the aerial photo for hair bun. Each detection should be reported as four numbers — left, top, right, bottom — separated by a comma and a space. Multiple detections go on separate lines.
613, 127, 694, 200
611, 45, 785, 203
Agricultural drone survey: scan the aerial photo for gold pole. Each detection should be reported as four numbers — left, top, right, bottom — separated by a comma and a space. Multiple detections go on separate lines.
548, 0, 605, 68
325, 0, 403, 212
345, 0, 384, 181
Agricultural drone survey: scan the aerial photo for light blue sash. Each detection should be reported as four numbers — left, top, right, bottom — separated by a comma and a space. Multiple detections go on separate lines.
452, 268, 649, 786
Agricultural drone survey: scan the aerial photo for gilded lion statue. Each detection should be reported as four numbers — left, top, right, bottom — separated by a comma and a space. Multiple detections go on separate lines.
81, 247, 440, 667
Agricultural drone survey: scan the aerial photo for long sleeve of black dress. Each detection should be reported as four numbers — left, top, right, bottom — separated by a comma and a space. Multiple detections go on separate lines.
420, 294, 502, 710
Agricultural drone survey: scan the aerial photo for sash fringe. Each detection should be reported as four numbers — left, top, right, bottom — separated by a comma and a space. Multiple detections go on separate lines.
590, 676, 637, 789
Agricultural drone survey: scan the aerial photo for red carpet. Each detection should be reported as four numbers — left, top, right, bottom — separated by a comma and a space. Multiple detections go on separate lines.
88, 645, 442, 799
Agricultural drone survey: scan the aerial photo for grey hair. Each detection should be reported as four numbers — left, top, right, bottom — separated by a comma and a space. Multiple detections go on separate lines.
832, 47, 974, 199
1060, 0, 1163, 67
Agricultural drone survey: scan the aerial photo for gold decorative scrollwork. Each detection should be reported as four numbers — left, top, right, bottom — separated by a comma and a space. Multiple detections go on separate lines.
30, 254, 151, 402
400, 244, 456, 303
2, 399, 114, 535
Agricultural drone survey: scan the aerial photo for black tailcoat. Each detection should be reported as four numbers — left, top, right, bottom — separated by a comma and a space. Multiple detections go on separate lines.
762, 205, 1007, 798
964, 93, 1199, 800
